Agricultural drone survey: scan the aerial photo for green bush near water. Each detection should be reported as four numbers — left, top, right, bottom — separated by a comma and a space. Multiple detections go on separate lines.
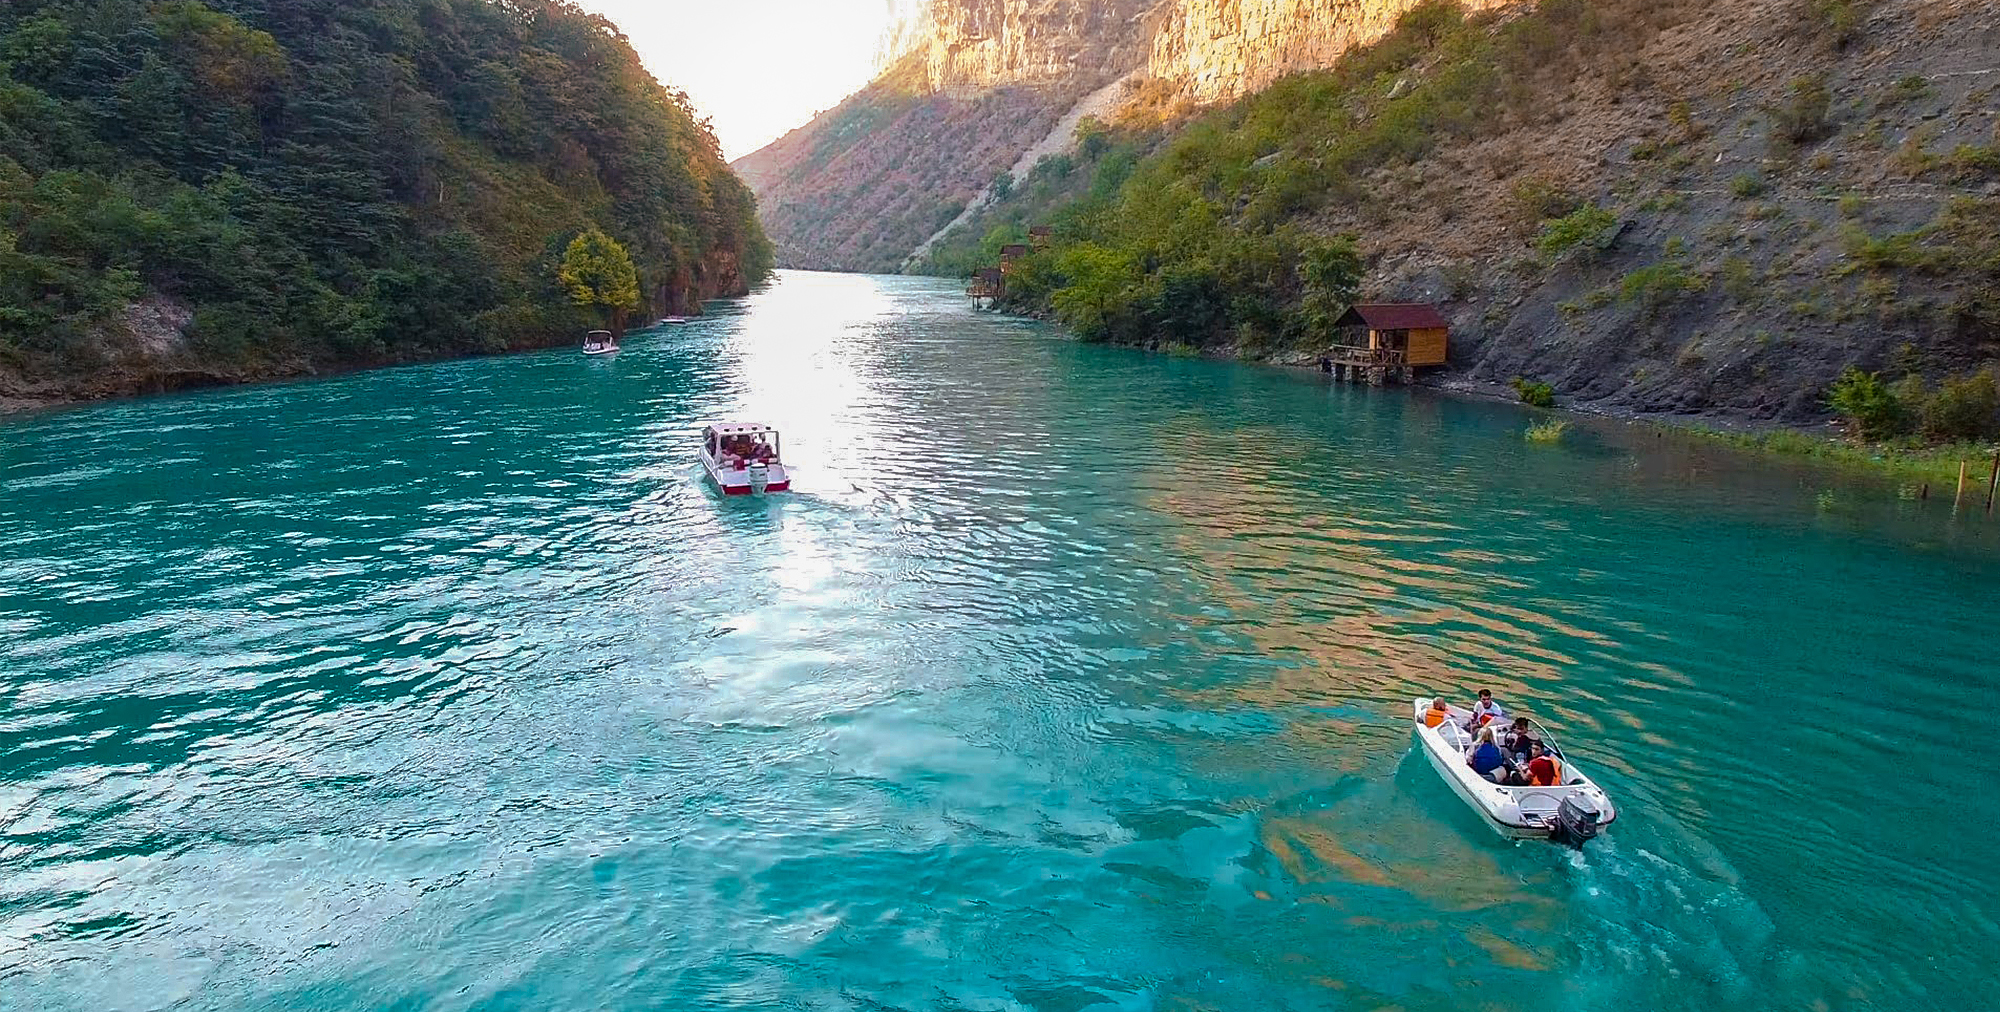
1512, 377, 1556, 408
1828, 366, 2000, 441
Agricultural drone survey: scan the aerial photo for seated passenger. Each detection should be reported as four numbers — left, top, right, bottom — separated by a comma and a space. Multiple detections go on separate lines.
1467, 727, 1509, 784
1464, 688, 1505, 730
1526, 743, 1564, 787
1502, 716, 1541, 761
1423, 697, 1453, 728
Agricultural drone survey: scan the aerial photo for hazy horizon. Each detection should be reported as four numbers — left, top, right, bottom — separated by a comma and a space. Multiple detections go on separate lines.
580, 0, 918, 161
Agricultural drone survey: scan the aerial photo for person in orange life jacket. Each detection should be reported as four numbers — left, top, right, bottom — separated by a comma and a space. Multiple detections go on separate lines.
1423, 697, 1454, 728
1526, 742, 1564, 786
1466, 726, 1509, 784
1464, 688, 1505, 731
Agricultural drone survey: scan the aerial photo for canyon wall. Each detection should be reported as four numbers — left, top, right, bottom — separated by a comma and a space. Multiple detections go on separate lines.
1145, 0, 1512, 103
886, 0, 1158, 93
740, 0, 1519, 271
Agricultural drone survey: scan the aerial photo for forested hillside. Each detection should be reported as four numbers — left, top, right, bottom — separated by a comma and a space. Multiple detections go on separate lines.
926, 0, 2000, 429
0, 0, 772, 404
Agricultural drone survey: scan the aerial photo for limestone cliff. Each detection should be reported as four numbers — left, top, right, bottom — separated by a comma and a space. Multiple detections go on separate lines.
1145, 0, 1510, 103
885, 0, 1158, 94
738, 0, 1526, 271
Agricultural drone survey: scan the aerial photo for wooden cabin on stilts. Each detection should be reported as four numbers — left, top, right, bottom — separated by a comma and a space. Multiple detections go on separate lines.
967, 267, 1003, 309
1319, 303, 1451, 385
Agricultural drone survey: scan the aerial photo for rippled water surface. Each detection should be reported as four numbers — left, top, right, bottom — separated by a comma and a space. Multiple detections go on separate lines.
4, 272, 1997, 1011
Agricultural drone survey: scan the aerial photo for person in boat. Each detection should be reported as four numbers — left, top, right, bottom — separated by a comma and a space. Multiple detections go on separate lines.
748, 436, 774, 462
1423, 697, 1454, 728
1501, 716, 1541, 761
1525, 742, 1564, 787
1464, 689, 1505, 731
1467, 726, 1510, 784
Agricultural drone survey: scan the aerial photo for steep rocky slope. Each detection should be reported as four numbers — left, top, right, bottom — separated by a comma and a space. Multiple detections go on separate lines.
931, 0, 2000, 424
735, 0, 1464, 273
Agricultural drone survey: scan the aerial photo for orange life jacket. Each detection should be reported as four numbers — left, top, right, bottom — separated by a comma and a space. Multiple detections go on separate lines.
1424, 707, 1450, 728
1529, 756, 1563, 786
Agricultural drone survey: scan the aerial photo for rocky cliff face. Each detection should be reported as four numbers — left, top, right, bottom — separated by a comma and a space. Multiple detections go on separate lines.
1145, 0, 1509, 103
885, 0, 1157, 93
740, 0, 1524, 271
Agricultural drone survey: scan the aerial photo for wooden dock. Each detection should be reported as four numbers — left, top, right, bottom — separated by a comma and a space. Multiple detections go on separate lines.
1318, 346, 1411, 386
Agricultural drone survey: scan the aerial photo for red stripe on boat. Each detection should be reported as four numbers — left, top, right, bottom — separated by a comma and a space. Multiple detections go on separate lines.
721, 485, 753, 496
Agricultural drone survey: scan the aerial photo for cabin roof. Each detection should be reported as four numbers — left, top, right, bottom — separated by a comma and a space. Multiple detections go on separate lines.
702, 422, 776, 434
1337, 303, 1450, 330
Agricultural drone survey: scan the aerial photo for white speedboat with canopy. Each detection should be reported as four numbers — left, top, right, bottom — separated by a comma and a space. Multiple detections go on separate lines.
1411, 698, 1616, 847
581, 330, 618, 356
700, 422, 790, 496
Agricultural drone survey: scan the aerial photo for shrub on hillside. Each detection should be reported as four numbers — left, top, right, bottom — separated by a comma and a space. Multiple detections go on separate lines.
1807, 0, 1871, 50
1535, 205, 1618, 259
1510, 175, 1582, 230
1619, 260, 1707, 316
1769, 75, 1836, 152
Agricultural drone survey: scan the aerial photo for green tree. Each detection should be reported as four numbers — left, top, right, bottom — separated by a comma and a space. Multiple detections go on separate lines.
558, 228, 642, 331
1295, 236, 1364, 337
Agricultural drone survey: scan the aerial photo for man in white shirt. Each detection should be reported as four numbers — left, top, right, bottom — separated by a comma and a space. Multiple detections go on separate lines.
1465, 688, 1506, 730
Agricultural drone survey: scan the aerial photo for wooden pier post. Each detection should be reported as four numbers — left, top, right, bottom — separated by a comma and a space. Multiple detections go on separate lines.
1986, 449, 1999, 514
1955, 462, 1968, 510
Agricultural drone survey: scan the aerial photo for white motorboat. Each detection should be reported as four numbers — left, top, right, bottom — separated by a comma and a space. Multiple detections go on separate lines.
658, 316, 690, 325
1411, 698, 1616, 847
699, 421, 790, 496
581, 330, 619, 356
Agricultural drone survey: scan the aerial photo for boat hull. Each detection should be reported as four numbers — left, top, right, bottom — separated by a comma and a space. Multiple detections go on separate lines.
1411, 699, 1616, 842
700, 452, 790, 496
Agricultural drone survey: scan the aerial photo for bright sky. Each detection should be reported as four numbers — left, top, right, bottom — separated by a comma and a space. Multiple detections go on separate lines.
581, 0, 905, 161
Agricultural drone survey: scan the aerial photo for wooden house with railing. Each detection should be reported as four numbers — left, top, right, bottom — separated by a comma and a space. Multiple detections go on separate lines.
967, 267, 1003, 308
1028, 225, 1054, 249
998, 244, 1031, 275
1320, 303, 1451, 385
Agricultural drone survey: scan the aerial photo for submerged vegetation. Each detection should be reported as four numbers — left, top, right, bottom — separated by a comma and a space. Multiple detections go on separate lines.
1525, 418, 1570, 443
0, 0, 771, 395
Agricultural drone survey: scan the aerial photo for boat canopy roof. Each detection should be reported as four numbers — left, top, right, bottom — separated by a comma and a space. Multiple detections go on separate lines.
702, 421, 777, 435
586, 330, 613, 337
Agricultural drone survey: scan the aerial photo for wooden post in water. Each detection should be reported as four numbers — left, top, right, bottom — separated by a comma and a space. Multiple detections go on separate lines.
1955, 462, 1968, 510
1986, 449, 1999, 514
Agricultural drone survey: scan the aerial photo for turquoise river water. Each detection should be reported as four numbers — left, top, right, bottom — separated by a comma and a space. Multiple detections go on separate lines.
2, 272, 1997, 1011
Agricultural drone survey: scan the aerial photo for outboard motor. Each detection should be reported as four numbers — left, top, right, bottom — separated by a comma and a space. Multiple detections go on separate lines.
1550, 795, 1604, 848
747, 461, 769, 493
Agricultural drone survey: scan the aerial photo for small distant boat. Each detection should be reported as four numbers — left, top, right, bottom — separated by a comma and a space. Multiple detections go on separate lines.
1411, 698, 1616, 847
581, 330, 619, 356
658, 316, 691, 325
699, 421, 791, 495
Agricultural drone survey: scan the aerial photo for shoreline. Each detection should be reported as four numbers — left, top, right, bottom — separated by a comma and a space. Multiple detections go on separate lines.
1119, 333, 2000, 490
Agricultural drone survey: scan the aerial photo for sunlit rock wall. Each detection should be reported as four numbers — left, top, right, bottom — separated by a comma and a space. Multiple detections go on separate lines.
1146, 0, 1513, 103
880, 0, 1159, 92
